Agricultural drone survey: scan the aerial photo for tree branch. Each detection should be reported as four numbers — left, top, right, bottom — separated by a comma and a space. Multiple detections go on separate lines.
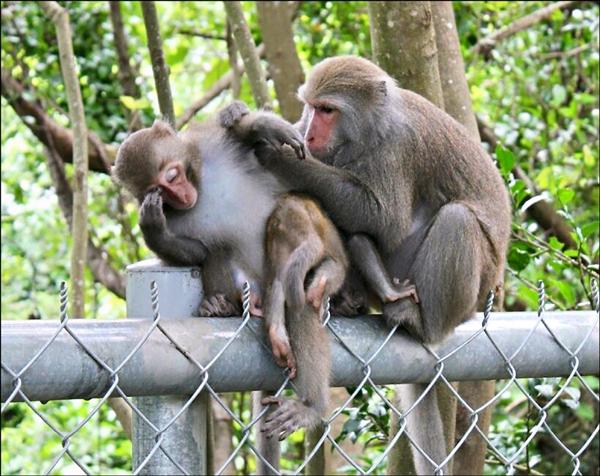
43, 127, 126, 298
40, 1, 89, 319
175, 43, 265, 129
477, 117, 577, 249
224, 1, 272, 109
108, 0, 142, 131
472, 1, 576, 57
141, 1, 175, 126
1, 67, 115, 173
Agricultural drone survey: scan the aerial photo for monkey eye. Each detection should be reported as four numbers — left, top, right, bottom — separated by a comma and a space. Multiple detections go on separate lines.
165, 167, 179, 183
317, 105, 335, 114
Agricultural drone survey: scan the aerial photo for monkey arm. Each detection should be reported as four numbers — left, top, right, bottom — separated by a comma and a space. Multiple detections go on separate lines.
258, 144, 385, 236
139, 190, 209, 266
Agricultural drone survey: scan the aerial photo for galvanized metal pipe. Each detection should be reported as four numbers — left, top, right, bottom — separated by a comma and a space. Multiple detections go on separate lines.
2, 311, 597, 402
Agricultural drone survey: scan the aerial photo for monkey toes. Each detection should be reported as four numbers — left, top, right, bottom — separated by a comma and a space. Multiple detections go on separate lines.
198, 294, 240, 317
388, 278, 420, 304
261, 397, 320, 441
268, 325, 297, 378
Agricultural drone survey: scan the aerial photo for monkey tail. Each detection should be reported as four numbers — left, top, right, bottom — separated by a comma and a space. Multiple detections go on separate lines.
394, 383, 449, 474
286, 305, 330, 420
283, 240, 325, 311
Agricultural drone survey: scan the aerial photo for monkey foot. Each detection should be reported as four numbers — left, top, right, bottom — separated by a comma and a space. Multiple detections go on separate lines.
261, 397, 320, 441
198, 294, 240, 317
268, 325, 297, 378
249, 292, 263, 317
387, 278, 420, 304
306, 276, 328, 311
330, 289, 367, 316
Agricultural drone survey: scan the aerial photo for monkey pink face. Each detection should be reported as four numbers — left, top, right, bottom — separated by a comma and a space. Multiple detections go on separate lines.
156, 161, 198, 209
304, 102, 339, 158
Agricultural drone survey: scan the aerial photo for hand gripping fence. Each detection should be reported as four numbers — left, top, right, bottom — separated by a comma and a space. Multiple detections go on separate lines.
1, 260, 599, 475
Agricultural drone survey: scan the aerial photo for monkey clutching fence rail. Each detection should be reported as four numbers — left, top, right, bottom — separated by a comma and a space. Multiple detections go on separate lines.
112, 96, 416, 441
219, 55, 511, 473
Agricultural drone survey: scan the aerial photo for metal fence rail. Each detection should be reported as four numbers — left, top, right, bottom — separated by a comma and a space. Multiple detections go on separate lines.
1, 261, 599, 475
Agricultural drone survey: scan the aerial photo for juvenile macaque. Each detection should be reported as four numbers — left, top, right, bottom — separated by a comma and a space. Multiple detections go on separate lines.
221, 56, 511, 473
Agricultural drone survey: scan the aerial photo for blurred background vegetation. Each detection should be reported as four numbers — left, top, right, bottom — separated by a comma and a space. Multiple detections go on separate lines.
1, 1, 598, 474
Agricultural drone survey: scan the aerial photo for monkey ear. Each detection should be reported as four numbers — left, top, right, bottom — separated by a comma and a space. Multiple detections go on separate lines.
151, 119, 176, 137
376, 81, 387, 97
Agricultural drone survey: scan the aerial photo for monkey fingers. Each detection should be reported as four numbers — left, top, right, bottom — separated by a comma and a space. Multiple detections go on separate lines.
219, 100, 249, 128
249, 292, 263, 317
139, 189, 166, 230
391, 278, 420, 304
260, 397, 314, 441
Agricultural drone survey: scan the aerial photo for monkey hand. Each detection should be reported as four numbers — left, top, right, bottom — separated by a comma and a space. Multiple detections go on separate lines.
252, 115, 306, 161
139, 188, 167, 231
268, 324, 297, 379
219, 100, 250, 128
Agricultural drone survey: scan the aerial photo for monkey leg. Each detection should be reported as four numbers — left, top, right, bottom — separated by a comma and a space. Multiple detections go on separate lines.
264, 278, 297, 376
347, 233, 406, 303
384, 202, 484, 343
306, 258, 347, 312
262, 306, 330, 440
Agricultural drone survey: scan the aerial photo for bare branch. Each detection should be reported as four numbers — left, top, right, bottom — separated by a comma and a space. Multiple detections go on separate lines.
40, 1, 88, 319
224, 1, 272, 109
1, 67, 115, 173
141, 1, 175, 126
472, 1, 576, 57
108, 0, 142, 131
174, 28, 226, 41
226, 20, 242, 100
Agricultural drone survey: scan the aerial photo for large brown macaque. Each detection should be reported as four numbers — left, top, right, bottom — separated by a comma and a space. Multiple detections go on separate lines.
221, 56, 511, 473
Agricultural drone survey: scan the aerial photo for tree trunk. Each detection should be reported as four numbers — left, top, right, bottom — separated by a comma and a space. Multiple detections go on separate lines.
40, 1, 88, 320
369, 3, 456, 475
432, 3, 497, 474
141, 1, 175, 126
256, 1, 304, 122
369, 1, 444, 107
224, 1, 272, 110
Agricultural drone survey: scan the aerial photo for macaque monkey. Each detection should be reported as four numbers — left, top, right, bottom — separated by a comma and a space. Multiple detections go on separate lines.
113, 107, 412, 441
220, 56, 511, 473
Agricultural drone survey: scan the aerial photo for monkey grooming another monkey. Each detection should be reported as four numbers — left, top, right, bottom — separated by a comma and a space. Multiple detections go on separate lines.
220, 55, 511, 473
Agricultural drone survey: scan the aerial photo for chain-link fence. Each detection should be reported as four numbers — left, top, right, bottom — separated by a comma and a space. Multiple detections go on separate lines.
2, 260, 599, 475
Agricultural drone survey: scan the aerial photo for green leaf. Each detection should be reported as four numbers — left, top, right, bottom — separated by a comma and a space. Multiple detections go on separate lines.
581, 221, 599, 239
557, 189, 575, 205
495, 146, 515, 177
508, 248, 531, 272
551, 84, 567, 106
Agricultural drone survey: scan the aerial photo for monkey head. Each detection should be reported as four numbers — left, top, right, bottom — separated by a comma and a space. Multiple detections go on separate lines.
113, 120, 201, 209
298, 55, 391, 160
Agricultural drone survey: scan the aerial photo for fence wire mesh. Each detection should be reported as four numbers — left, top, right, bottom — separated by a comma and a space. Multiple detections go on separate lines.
1, 278, 599, 475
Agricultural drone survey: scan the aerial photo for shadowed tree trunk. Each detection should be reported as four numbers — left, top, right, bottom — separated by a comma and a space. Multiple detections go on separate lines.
256, 1, 304, 122
432, 3, 496, 475
369, 3, 457, 475
369, 1, 444, 109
